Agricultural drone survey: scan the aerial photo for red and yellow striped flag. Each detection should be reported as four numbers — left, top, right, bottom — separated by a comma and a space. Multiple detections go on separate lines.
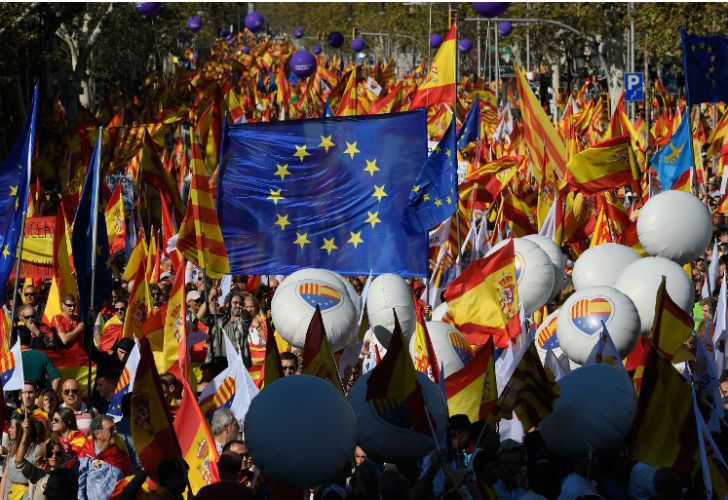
410, 23, 456, 109
176, 133, 230, 279
514, 65, 568, 181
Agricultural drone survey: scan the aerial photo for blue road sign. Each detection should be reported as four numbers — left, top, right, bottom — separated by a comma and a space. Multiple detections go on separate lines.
624, 72, 644, 102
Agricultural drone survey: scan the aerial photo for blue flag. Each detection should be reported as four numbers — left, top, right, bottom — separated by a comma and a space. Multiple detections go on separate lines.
651, 115, 693, 191
323, 99, 333, 118
0, 85, 38, 302
456, 96, 480, 150
403, 118, 458, 234
218, 110, 429, 276
681, 29, 728, 105
72, 131, 113, 322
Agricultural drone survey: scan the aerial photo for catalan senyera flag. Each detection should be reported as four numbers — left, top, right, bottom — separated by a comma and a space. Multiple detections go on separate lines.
366, 311, 432, 435
445, 336, 497, 422
410, 23, 456, 109
301, 305, 343, 392
335, 67, 361, 117
514, 65, 567, 181
105, 182, 126, 255
174, 381, 219, 495
122, 259, 151, 340
566, 134, 638, 195
131, 337, 182, 483
589, 204, 613, 248
443, 239, 520, 348
490, 344, 559, 431
42, 207, 78, 325
176, 132, 230, 279
411, 298, 440, 383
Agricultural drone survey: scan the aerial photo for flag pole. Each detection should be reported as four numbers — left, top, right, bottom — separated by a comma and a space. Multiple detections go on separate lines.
87, 126, 103, 401
452, 7, 463, 265
9, 85, 38, 334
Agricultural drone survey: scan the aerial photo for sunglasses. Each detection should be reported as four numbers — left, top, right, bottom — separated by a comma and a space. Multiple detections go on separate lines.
24, 292, 35, 296
281, 366, 297, 372
51, 417, 62, 423
22, 316, 34, 320
63, 389, 79, 395
49, 451, 64, 458
115, 307, 126, 312
63, 303, 76, 308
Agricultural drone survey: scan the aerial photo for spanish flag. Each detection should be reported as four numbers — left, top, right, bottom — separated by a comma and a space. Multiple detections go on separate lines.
42, 207, 78, 325
176, 132, 230, 279
122, 233, 147, 282
649, 276, 694, 364
262, 321, 283, 388
104, 183, 126, 255
131, 337, 182, 483
140, 131, 185, 220
366, 311, 431, 435
174, 381, 219, 494
410, 23, 456, 109
566, 134, 638, 195
159, 267, 186, 379
445, 337, 497, 422
411, 298, 440, 383
302, 306, 343, 392
122, 259, 151, 340
443, 239, 520, 347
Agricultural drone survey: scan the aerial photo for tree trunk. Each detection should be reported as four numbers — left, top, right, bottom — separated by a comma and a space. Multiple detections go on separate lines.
601, 5, 626, 116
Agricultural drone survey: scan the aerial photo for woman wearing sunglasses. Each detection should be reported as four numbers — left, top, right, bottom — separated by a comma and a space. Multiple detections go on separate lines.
0, 417, 46, 500
14, 419, 66, 500
49, 408, 86, 460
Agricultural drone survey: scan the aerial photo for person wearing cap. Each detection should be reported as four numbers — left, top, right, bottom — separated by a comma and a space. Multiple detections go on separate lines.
159, 271, 173, 285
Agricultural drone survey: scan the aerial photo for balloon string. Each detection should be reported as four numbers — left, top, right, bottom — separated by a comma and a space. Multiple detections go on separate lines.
151, 18, 167, 85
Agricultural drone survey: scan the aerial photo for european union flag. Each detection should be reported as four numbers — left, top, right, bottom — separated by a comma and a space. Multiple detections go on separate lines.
681, 28, 728, 105
0, 85, 37, 301
402, 118, 457, 234
218, 110, 429, 276
456, 96, 480, 150
72, 131, 113, 322
651, 113, 693, 191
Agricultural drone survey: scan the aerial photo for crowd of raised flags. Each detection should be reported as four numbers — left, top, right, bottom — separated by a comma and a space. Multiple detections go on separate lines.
0, 15, 727, 500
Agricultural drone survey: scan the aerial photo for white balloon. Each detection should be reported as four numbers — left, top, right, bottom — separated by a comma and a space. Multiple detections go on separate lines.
272, 269, 358, 352
502, 238, 555, 315
541, 364, 637, 459
572, 243, 640, 291
279, 268, 361, 315
366, 274, 416, 347
244, 375, 357, 488
637, 190, 712, 264
556, 286, 640, 364
614, 256, 695, 334
431, 302, 449, 321
523, 234, 565, 301
410, 321, 473, 377
347, 371, 447, 462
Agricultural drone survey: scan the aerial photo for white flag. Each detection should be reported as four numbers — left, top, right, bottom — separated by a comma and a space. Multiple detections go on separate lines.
1, 341, 24, 391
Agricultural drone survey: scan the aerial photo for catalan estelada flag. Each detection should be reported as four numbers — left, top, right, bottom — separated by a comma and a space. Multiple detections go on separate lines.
566, 134, 638, 195
443, 239, 520, 348
302, 305, 343, 391
176, 131, 230, 279
131, 337, 182, 483
366, 311, 431, 435
445, 336, 497, 422
410, 23, 456, 109
174, 381, 219, 495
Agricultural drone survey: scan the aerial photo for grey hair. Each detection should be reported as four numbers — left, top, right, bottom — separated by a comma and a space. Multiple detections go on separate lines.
89, 415, 114, 436
210, 408, 236, 436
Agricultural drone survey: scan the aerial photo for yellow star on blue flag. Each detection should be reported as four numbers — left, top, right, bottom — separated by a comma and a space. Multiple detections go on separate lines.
0, 86, 37, 301
218, 110, 429, 276
403, 117, 458, 234
681, 29, 728, 105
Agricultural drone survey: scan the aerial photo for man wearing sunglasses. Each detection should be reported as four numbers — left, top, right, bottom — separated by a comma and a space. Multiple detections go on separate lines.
97, 299, 127, 354
22, 285, 43, 323
50, 295, 85, 351
16, 304, 55, 350
58, 378, 98, 435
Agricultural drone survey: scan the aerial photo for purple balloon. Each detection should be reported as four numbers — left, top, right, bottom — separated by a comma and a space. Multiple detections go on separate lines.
429, 33, 443, 49
135, 2, 162, 16
289, 50, 318, 79
327, 31, 344, 48
245, 11, 265, 33
498, 21, 513, 36
351, 38, 366, 52
472, 2, 511, 18
458, 38, 473, 53
226, 35, 235, 46
187, 15, 202, 32
218, 27, 231, 37
242, 46, 250, 54
312, 44, 322, 55
293, 27, 304, 39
